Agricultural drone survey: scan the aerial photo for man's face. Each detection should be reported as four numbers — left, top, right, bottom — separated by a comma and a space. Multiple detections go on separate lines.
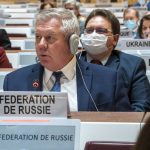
86, 16, 118, 55
124, 10, 138, 23
35, 18, 73, 71
64, 3, 78, 16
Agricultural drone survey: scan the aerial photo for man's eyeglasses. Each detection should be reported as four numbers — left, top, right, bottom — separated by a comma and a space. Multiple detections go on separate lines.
84, 27, 112, 34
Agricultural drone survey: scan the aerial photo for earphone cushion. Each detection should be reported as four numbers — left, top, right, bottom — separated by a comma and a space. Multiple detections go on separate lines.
69, 34, 79, 54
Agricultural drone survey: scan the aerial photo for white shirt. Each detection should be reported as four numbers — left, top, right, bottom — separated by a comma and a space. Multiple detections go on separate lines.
43, 56, 78, 111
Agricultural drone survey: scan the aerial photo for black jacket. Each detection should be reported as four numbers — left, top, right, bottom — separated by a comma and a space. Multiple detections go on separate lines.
0, 29, 11, 49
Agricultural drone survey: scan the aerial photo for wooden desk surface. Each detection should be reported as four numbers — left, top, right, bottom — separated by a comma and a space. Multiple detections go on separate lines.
0, 68, 15, 72
70, 112, 144, 123
6, 50, 35, 53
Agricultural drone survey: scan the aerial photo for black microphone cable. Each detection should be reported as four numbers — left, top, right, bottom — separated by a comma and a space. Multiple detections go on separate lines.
140, 111, 147, 132
76, 58, 99, 112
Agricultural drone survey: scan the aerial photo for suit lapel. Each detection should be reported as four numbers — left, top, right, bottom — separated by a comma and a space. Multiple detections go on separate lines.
28, 63, 44, 91
79, 50, 120, 70
76, 57, 92, 111
105, 51, 120, 70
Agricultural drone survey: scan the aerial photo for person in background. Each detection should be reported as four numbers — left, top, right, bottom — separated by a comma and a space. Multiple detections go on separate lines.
40, 0, 53, 3
133, 0, 150, 11
123, 7, 140, 38
64, 0, 86, 35
3, 8, 132, 112
40, 2, 56, 10
79, 9, 150, 111
134, 116, 150, 150
40, 0, 56, 7
0, 47, 12, 68
136, 14, 150, 39
0, 29, 11, 50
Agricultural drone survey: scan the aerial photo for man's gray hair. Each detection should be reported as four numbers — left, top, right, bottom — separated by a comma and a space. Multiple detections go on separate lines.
36, 8, 80, 40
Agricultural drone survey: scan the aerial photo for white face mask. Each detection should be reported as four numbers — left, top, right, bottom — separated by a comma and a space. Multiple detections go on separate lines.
80, 31, 108, 55
143, 31, 150, 39
138, 0, 146, 5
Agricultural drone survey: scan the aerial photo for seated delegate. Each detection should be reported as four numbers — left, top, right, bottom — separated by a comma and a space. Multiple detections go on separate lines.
79, 9, 150, 111
3, 8, 132, 112
136, 14, 150, 39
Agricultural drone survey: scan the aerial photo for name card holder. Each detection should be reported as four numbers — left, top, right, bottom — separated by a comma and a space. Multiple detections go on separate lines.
120, 29, 133, 38
116, 39, 150, 50
0, 91, 70, 118
0, 118, 80, 150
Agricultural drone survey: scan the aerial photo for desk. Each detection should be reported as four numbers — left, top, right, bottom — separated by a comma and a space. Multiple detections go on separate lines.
6, 50, 37, 68
70, 112, 144, 150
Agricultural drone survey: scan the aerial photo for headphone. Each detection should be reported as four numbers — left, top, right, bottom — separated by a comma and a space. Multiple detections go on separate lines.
69, 34, 79, 55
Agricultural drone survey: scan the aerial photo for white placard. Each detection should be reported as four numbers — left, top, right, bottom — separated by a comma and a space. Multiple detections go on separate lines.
0, 118, 80, 150
120, 30, 133, 38
0, 91, 69, 118
133, 6, 147, 11
116, 39, 150, 50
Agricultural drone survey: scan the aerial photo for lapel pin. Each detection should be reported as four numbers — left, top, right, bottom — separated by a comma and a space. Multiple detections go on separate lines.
32, 80, 39, 88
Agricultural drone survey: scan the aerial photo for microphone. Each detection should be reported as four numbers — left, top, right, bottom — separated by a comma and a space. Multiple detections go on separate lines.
76, 58, 99, 112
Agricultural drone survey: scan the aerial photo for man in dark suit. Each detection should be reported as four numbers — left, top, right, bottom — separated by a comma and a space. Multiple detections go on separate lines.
0, 29, 11, 50
3, 8, 132, 111
79, 9, 150, 111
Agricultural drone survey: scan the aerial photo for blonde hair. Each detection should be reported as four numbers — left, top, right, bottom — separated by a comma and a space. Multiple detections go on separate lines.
36, 8, 80, 40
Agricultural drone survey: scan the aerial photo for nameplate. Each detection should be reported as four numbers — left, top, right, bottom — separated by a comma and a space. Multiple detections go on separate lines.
116, 39, 150, 50
120, 30, 133, 38
133, 6, 147, 11
0, 91, 69, 118
0, 118, 80, 150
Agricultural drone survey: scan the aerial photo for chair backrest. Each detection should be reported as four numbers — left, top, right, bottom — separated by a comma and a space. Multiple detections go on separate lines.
84, 141, 135, 150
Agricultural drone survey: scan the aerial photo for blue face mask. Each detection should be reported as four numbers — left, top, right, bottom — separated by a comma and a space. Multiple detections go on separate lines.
138, 0, 146, 5
124, 20, 137, 30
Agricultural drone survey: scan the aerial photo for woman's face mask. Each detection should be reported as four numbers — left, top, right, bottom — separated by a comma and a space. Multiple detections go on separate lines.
124, 20, 137, 30
80, 31, 109, 55
143, 31, 150, 39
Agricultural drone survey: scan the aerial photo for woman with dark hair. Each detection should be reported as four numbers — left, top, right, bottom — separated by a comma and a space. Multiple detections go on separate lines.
136, 14, 150, 39
0, 47, 12, 68
0, 29, 11, 50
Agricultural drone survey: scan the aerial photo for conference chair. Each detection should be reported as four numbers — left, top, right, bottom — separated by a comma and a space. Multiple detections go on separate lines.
84, 141, 135, 150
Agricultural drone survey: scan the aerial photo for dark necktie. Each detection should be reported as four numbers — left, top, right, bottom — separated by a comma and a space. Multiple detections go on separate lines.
51, 72, 62, 92
91, 60, 102, 65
